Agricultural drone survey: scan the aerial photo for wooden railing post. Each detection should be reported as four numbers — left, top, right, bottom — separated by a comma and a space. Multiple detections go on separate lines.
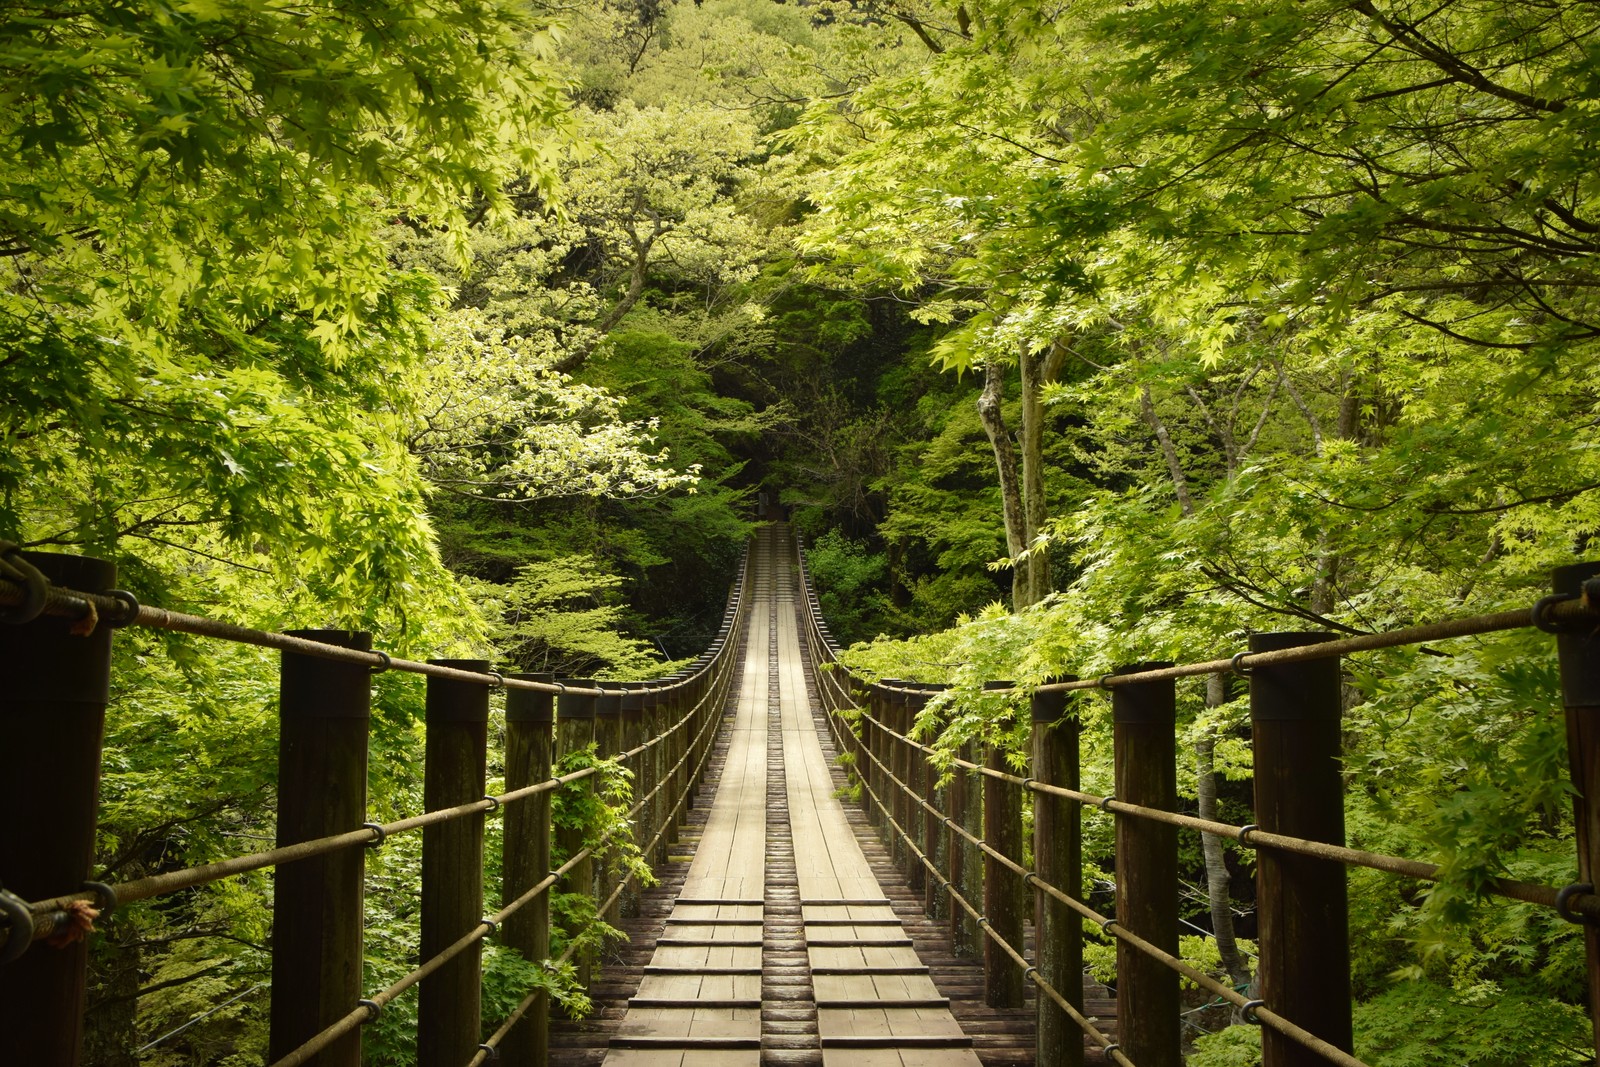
865, 686, 885, 830
502, 674, 554, 1067
905, 688, 930, 896
890, 687, 910, 869
1551, 562, 1600, 1061
1250, 632, 1353, 1066
555, 681, 597, 989
619, 682, 647, 918
419, 659, 489, 1067
952, 739, 982, 956
594, 685, 623, 928
0, 551, 117, 1067
923, 686, 948, 918
1033, 682, 1082, 1067
270, 629, 371, 1067
984, 735, 1025, 1008
662, 678, 683, 853
1112, 664, 1180, 1067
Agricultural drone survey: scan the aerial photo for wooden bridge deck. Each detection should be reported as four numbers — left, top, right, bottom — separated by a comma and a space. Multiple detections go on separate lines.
552, 525, 1116, 1065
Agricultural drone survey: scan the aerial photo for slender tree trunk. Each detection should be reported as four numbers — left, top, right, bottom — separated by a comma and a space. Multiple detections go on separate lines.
1199, 676, 1251, 986
976, 359, 1028, 607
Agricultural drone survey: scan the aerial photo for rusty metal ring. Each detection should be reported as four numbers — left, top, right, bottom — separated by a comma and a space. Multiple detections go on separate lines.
362, 822, 388, 850
1557, 882, 1596, 925
1230, 651, 1252, 677
369, 651, 392, 674
0, 545, 48, 625
1533, 593, 1578, 634
103, 590, 140, 628
82, 880, 117, 918
1241, 999, 1265, 1024
0, 885, 35, 964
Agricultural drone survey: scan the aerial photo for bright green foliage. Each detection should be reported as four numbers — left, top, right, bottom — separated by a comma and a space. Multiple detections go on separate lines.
464, 556, 668, 679
1, 0, 571, 616
803, 529, 891, 644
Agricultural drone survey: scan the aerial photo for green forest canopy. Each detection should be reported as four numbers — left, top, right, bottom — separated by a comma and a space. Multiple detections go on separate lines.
3, 0, 1599, 1064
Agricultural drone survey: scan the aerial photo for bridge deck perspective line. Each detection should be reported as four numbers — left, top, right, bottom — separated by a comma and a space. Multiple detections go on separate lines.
603, 525, 981, 1066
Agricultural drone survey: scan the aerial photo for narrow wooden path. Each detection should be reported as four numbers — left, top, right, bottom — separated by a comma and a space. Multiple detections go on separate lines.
552, 524, 1108, 1065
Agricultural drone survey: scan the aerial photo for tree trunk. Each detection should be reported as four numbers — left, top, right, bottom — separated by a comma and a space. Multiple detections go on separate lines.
1199, 677, 1251, 986
976, 359, 1028, 607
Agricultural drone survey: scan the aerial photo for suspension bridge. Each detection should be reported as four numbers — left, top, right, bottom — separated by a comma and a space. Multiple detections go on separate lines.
1, 526, 1598, 1067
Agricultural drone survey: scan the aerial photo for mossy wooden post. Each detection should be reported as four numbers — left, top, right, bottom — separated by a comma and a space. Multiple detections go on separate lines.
270, 628, 371, 1067
888, 686, 910, 868
1032, 682, 1081, 1067
864, 685, 884, 830
594, 685, 623, 929
1551, 562, 1600, 1061
1250, 633, 1353, 1067
984, 736, 1025, 1008
619, 682, 647, 918
922, 685, 948, 918
419, 659, 489, 1067
660, 678, 682, 854
0, 552, 117, 1067
904, 687, 931, 895
556, 681, 597, 989
502, 674, 554, 1067
951, 737, 982, 956
1112, 665, 1180, 1067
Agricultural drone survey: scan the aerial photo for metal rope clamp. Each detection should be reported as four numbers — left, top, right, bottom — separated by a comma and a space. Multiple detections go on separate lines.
0, 883, 35, 964
0, 543, 48, 626
1557, 882, 1598, 926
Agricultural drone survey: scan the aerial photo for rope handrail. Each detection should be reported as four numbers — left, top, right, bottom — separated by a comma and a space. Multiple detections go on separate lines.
0, 570, 752, 697
850, 706, 1600, 921
801, 570, 1598, 696
6, 675, 734, 940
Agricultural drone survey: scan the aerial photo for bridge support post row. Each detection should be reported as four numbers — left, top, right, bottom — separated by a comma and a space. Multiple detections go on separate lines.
0, 552, 118, 1067
556, 683, 597, 989
1111, 665, 1180, 1067
503, 675, 554, 1066
1250, 632, 1353, 1067
1552, 562, 1600, 1064
1032, 684, 1082, 1067
905, 688, 931, 896
419, 660, 489, 1067
271, 629, 372, 1067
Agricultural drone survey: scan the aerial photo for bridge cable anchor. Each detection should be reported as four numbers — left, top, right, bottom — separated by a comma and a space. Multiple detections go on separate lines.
0, 883, 35, 964
0, 543, 48, 625
1557, 882, 1598, 925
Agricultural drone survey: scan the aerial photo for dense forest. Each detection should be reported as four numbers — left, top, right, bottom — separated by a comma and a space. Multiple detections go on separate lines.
4, 0, 1599, 1063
